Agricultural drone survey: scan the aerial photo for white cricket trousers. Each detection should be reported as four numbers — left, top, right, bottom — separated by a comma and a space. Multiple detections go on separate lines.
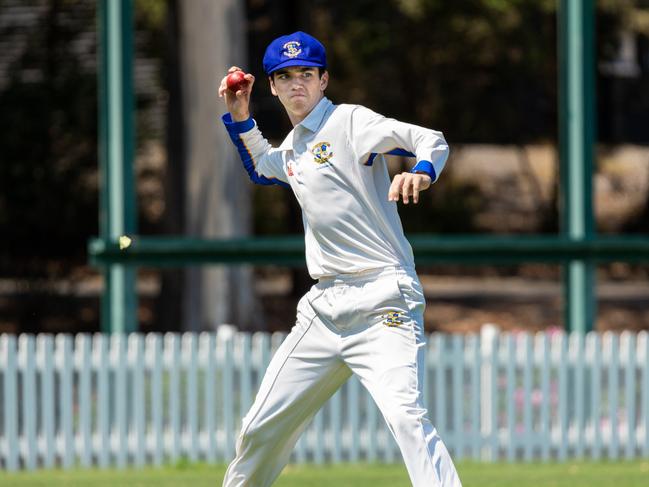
222, 266, 461, 487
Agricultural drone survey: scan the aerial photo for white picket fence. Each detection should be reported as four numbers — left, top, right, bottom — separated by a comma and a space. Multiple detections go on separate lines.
1, 328, 649, 471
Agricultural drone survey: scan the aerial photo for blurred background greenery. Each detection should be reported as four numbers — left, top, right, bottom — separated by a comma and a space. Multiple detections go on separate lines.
1, 0, 648, 334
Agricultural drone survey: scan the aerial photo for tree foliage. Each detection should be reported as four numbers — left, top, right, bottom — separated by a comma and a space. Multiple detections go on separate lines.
0, 1, 98, 275
309, 0, 558, 143
1, 0, 648, 276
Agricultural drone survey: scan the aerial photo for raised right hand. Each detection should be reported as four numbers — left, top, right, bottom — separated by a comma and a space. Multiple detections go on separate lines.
218, 66, 255, 122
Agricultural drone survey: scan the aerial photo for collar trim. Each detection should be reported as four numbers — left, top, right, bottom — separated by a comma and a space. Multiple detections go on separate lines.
278, 97, 333, 151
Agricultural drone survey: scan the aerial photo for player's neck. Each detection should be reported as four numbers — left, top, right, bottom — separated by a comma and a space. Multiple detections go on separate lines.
287, 94, 325, 127
288, 112, 305, 126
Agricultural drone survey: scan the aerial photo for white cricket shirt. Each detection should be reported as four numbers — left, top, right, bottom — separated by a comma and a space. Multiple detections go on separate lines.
223, 97, 449, 279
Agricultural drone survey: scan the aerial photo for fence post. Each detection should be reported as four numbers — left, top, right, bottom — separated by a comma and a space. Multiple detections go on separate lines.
639, 331, 649, 457
589, 332, 603, 460
19, 335, 37, 470
622, 332, 636, 459
165, 333, 181, 462
2, 335, 19, 471
433, 334, 446, 449
148, 333, 164, 466
112, 334, 128, 468
505, 334, 516, 462
130, 334, 146, 467
95, 334, 110, 468
480, 324, 499, 461
76, 334, 93, 468
556, 332, 568, 461
184, 333, 199, 462
574, 332, 586, 458
452, 334, 464, 460
221, 331, 235, 461
37, 335, 56, 469
538, 332, 551, 462
56, 335, 74, 469
201, 332, 217, 463
611, 333, 622, 459
469, 334, 481, 460
521, 334, 533, 461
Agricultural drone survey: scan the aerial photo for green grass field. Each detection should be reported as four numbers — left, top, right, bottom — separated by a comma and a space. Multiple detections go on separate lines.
3, 461, 649, 486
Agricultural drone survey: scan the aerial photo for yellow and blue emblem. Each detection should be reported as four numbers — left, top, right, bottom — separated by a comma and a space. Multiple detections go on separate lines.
282, 41, 302, 58
383, 310, 405, 327
311, 141, 333, 164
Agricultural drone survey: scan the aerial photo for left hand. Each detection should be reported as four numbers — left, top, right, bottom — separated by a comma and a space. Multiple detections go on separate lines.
388, 172, 432, 204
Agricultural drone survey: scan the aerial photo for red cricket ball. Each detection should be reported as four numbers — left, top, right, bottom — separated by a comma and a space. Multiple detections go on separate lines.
226, 71, 248, 93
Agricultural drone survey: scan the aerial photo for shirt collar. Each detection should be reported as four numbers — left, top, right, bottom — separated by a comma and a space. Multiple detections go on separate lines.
278, 97, 334, 151
300, 96, 333, 132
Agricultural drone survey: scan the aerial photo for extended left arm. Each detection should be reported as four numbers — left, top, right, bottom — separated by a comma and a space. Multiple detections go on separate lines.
347, 105, 449, 204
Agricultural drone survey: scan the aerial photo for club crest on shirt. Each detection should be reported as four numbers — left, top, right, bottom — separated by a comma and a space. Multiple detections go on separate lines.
383, 310, 406, 327
311, 141, 333, 164
283, 41, 302, 58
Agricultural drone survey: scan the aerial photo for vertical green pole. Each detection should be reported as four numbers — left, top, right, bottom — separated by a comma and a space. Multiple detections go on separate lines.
558, 0, 596, 333
98, 0, 137, 333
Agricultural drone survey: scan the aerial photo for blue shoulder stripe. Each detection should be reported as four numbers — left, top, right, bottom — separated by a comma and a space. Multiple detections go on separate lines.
386, 148, 416, 157
364, 147, 416, 166
364, 153, 378, 166
364, 147, 436, 180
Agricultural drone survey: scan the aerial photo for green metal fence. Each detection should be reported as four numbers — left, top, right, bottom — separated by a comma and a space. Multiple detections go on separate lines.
90, 0, 649, 333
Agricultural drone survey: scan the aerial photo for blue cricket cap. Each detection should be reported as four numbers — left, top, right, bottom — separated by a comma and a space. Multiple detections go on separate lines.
263, 31, 327, 75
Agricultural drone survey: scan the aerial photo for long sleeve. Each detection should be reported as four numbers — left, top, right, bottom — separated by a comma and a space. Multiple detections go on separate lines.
222, 113, 290, 187
346, 105, 449, 182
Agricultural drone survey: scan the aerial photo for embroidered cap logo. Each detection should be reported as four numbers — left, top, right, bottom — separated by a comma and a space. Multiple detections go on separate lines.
282, 41, 302, 58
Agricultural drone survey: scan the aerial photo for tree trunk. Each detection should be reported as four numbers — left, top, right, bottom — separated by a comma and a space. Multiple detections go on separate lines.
156, 0, 184, 332
177, 0, 261, 331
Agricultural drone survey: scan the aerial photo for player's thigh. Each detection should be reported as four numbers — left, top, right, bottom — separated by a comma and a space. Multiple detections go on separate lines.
241, 298, 346, 434
345, 271, 427, 406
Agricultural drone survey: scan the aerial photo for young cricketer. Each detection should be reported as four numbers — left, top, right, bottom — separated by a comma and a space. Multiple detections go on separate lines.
219, 31, 462, 487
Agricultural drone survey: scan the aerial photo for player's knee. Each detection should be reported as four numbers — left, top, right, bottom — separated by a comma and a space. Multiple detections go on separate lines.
233, 417, 262, 457
386, 404, 428, 438
238, 423, 261, 451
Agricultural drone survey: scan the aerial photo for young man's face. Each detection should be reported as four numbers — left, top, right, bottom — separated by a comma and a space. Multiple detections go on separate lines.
269, 66, 329, 124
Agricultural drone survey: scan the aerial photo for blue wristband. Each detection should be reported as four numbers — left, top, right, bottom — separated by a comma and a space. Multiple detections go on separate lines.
410, 160, 436, 181
222, 113, 255, 134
